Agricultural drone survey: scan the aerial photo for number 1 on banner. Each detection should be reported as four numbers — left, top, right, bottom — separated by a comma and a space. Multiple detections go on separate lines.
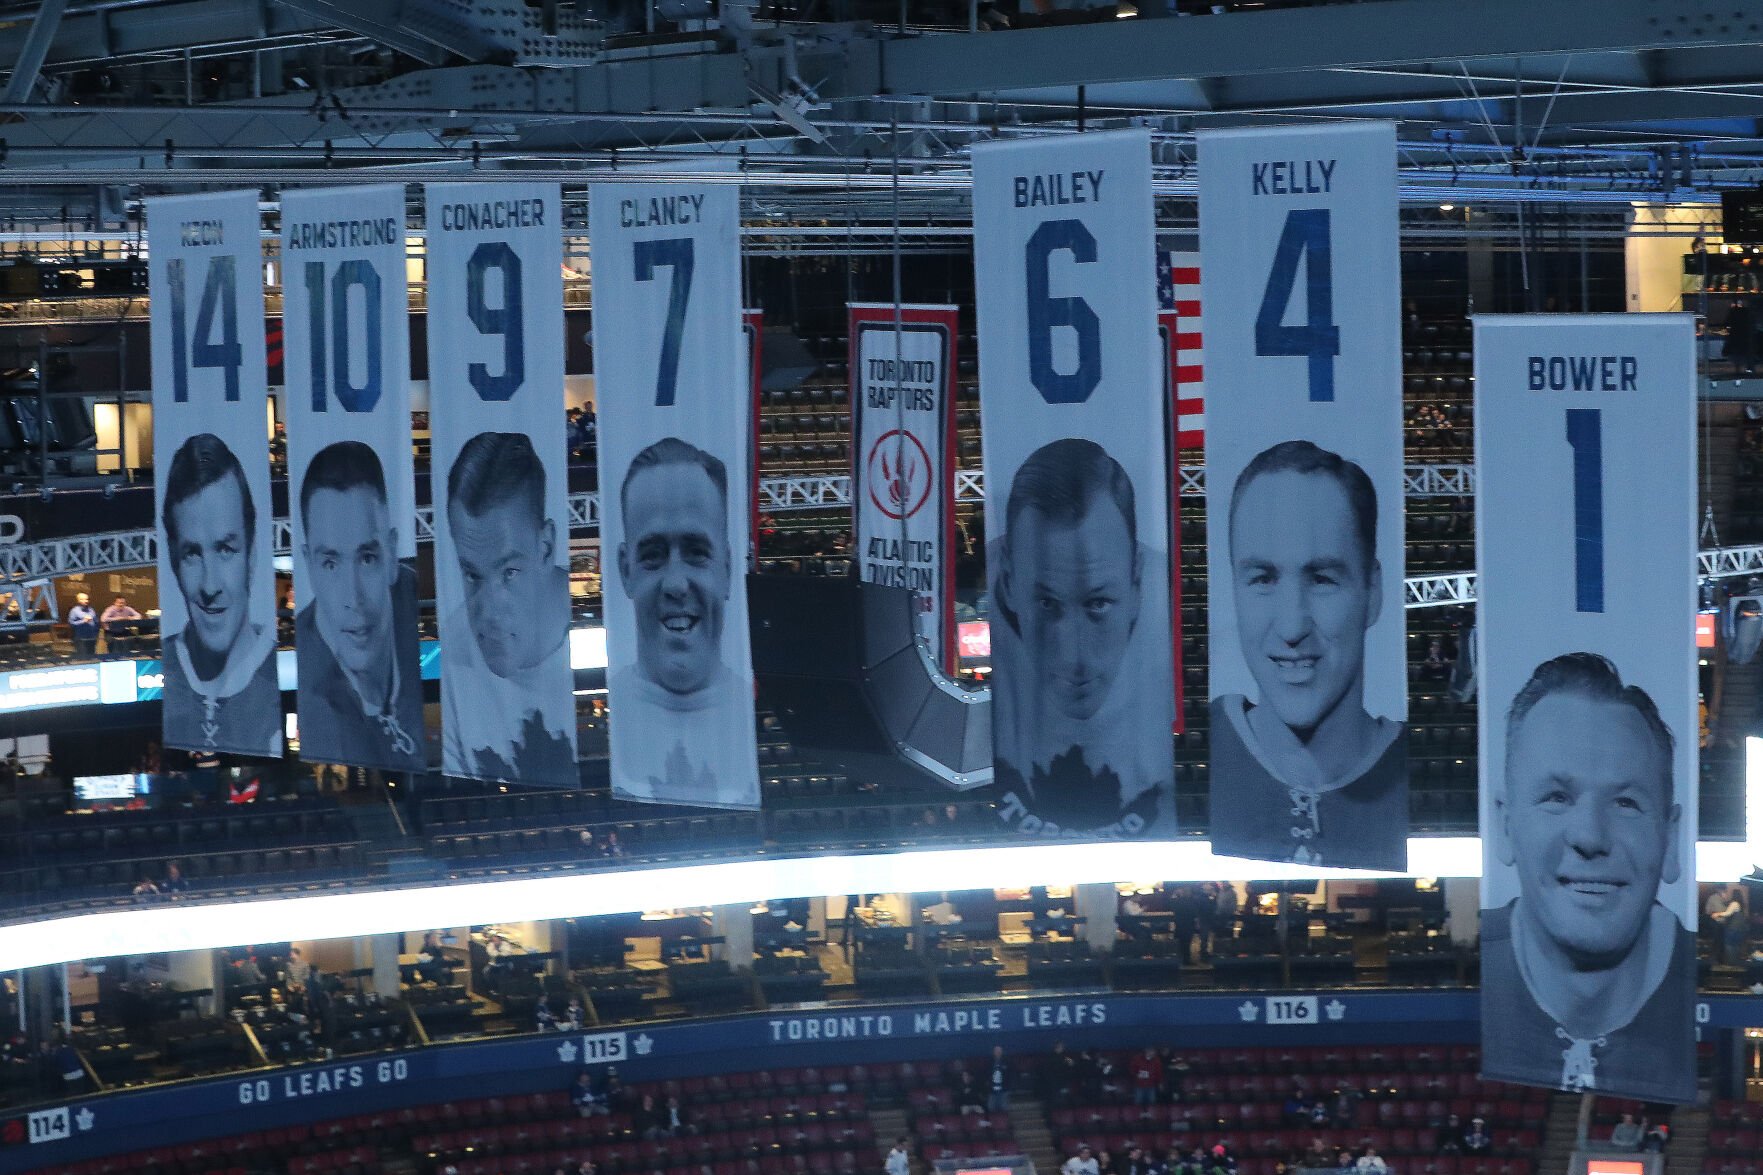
634, 237, 695, 407
1254, 208, 1339, 402
1565, 407, 1605, 614
166, 256, 243, 403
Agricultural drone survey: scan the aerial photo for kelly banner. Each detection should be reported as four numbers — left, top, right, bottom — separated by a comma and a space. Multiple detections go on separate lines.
591, 182, 760, 811
1197, 121, 1408, 871
424, 183, 577, 786
280, 185, 425, 774
147, 191, 282, 758
1474, 314, 1698, 1103
849, 303, 959, 672
972, 129, 1176, 840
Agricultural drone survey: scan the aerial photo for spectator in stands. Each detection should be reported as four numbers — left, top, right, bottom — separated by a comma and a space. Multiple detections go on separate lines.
1640, 1120, 1669, 1152
67, 592, 98, 659
659, 1094, 694, 1137
160, 860, 189, 898
956, 1067, 986, 1114
1095, 1149, 1118, 1175
1212, 440, 1405, 871
1610, 1111, 1644, 1150
987, 1044, 1009, 1112
1330, 1087, 1357, 1128
886, 1137, 911, 1175
1307, 1099, 1330, 1127
990, 439, 1174, 838
1171, 886, 1202, 964
443, 431, 574, 785
1354, 1148, 1386, 1175
1488, 652, 1694, 1100
101, 594, 143, 656
130, 873, 159, 902
1461, 1118, 1491, 1155
294, 441, 426, 771
1042, 1040, 1081, 1106
572, 1070, 606, 1117
1130, 1047, 1163, 1106
1436, 1114, 1464, 1154
1712, 884, 1749, 964
563, 995, 586, 1030
536, 1000, 558, 1031
160, 432, 281, 756
1333, 1153, 1355, 1172
1063, 1145, 1100, 1175
1213, 882, 1238, 945
1303, 1139, 1333, 1167
603, 829, 624, 858
1162, 1053, 1189, 1102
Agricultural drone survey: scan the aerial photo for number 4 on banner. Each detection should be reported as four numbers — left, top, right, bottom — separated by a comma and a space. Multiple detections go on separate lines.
1254, 208, 1339, 402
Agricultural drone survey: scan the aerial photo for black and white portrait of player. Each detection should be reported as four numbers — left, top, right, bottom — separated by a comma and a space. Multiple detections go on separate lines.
160, 431, 281, 755
989, 437, 1173, 838
441, 431, 575, 783
1209, 439, 1406, 869
294, 441, 425, 771
1483, 651, 1694, 1101
609, 436, 753, 807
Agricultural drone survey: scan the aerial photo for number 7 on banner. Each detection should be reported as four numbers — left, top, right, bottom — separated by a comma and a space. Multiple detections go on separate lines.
635, 237, 695, 406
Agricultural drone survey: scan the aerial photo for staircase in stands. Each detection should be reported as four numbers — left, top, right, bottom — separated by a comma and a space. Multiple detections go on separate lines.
1662, 1104, 1709, 1175
1539, 1093, 1582, 1175
1009, 1097, 1063, 1175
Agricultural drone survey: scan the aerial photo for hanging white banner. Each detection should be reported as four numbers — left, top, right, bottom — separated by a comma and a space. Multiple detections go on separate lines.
147, 190, 282, 758
849, 303, 959, 672
972, 129, 1177, 840
1198, 121, 1408, 871
281, 185, 425, 773
591, 182, 760, 811
1475, 313, 1698, 1103
425, 183, 578, 786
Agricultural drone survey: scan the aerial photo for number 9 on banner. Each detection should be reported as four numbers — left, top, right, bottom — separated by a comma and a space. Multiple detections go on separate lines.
466, 242, 525, 401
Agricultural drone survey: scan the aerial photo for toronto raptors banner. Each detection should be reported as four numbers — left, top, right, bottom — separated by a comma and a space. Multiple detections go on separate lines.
591, 182, 760, 811
147, 191, 282, 758
425, 182, 578, 786
1198, 121, 1408, 870
1475, 314, 1698, 1103
972, 129, 1176, 840
849, 303, 959, 672
281, 185, 424, 773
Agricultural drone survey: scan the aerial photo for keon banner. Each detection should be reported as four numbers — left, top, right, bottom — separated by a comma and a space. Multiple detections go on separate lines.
1475, 314, 1698, 1103
280, 185, 425, 773
591, 182, 760, 811
1198, 121, 1408, 871
425, 183, 578, 786
147, 191, 282, 758
848, 303, 959, 672
972, 129, 1177, 840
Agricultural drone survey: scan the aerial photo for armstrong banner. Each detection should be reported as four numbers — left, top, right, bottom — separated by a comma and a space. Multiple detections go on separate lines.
1474, 314, 1698, 1103
280, 185, 425, 774
849, 303, 959, 672
972, 129, 1176, 840
424, 183, 577, 786
591, 182, 760, 811
147, 191, 282, 759
1197, 121, 1408, 871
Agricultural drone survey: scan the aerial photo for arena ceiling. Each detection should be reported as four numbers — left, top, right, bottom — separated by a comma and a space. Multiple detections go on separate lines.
0, 0, 1760, 221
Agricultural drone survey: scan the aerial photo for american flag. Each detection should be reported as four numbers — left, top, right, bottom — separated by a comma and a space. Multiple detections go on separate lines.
1167, 252, 1204, 451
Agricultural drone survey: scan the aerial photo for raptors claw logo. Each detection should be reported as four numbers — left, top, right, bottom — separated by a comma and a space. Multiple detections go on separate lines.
881, 445, 918, 510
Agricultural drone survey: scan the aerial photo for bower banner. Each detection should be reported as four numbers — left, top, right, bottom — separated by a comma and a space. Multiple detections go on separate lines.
147, 191, 282, 758
424, 183, 578, 787
1197, 121, 1408, 871
848, 303, 959, 672
1474, 314, 1698, 1103
972, 129, 1176, 840
591, 182, 760, 811
280, 185, 424, 774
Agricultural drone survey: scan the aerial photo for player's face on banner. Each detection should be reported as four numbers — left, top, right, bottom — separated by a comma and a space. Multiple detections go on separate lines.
1230, 469, 1379, 735
305, 486, 398, 679
450, 493, 556, 679
1501, 692, 1679, 966
620, 461, 731, 695
1006, 497, 1140, 722
171, 472, 253, 658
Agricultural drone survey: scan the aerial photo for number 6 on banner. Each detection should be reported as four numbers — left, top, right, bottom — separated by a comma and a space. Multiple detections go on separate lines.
634, 237, 695, 406
1025, 219, 1101, 404
1255, 208, 1340, 402
166, 256, 243, 403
